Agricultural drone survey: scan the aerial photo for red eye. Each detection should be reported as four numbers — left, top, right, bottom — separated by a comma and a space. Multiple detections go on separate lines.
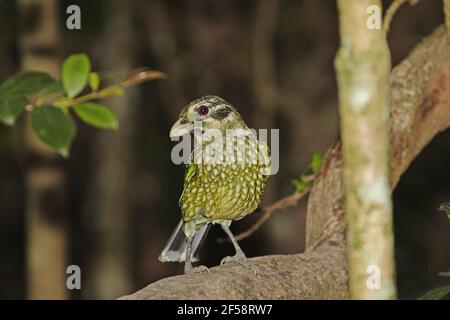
197, 105, 209, 116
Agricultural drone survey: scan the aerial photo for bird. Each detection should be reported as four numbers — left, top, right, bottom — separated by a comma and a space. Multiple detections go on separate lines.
159, 95, 271, 274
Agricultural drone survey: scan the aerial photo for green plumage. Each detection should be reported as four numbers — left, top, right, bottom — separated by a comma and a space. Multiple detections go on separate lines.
180, 137, 270, 234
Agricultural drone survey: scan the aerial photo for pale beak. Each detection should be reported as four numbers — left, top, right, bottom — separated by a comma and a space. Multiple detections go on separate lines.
170, 118, 194, 138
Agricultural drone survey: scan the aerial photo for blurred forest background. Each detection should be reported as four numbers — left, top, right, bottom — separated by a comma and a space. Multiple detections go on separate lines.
0, 0, 449, 299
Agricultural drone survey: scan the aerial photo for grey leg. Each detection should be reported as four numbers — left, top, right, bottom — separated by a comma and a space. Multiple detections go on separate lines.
220, 222, 258, 274
220, 222, 246, 259
184, 235, 194, 274
184, 234, 209, 274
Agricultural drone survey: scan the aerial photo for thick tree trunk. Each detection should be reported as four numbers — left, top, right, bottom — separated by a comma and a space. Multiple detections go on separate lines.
121, 26, 450, 300
18, 0, 68, 300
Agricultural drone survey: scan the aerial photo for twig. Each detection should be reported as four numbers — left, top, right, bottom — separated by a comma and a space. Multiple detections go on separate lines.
31, 70, 166, 110
233, 188, 309, 241
384, 0, 420, 32
229, 167, 317, 242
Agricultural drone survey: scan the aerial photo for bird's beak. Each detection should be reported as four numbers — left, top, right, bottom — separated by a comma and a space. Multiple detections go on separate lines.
170, 118, 194, 138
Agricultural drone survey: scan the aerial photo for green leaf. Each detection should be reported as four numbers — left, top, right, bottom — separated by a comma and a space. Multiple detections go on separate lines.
74, 102, 118, 129
292, 179, 310, 192
30, 106, 76, 157
0, 95, 27, 125
62, 53, 91, 98
438, 202, 450, 219
40, 80, 64, 97
0, 72, 56, 97
88, 72, 100, 91
310, 152, 323, 174
418, 285, 450, 300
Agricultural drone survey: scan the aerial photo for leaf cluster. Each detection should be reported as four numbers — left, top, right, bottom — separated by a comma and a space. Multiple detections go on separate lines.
0, 53, 165, 157
291, 152, 323, 192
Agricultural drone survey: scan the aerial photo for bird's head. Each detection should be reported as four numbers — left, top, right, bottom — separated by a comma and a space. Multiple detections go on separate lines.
170, 95, 247, 138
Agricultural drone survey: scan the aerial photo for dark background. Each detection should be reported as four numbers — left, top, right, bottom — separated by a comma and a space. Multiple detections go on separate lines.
0, 0, 448, 299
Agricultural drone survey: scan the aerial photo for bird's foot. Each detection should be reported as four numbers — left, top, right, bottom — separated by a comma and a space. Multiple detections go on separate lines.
184, 264, 210, 274
220, 252, 258, 275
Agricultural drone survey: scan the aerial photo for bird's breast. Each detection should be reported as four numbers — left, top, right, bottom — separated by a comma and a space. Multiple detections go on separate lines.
180, 136, 270, 223
181, 163, 268, 222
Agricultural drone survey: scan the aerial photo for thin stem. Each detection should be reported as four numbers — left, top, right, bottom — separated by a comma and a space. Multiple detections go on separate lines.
33, 70, 166, 109
384, 0, 420, 32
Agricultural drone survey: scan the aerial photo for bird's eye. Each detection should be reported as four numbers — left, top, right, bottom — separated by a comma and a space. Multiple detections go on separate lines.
196, 105, 209, 116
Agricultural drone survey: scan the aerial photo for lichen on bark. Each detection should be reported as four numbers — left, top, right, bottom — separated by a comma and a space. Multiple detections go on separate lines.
335, 0, 396, 299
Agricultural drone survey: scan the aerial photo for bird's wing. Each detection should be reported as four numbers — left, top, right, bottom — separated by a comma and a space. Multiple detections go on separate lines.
178, 163, 195, 206
258, 140, 272, 175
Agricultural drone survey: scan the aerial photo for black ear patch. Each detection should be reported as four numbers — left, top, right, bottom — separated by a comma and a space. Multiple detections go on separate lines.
212, 106, 232, 120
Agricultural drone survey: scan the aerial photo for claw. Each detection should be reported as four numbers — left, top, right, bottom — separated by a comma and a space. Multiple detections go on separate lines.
185, 264, 210, 274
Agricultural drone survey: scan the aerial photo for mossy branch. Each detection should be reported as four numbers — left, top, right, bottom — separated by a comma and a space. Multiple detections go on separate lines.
335, 0, 396, 299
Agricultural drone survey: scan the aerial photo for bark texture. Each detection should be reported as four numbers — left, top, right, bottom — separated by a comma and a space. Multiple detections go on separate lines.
444, 0, 450, 47
121, 26, 450, 300
335, 0, 396, 299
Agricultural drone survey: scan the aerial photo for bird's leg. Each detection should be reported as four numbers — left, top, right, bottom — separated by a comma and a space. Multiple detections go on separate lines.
220, 221, 258, 274
184, 234, 209, 274
184, 235, 194, 273
220, 222, 246, 260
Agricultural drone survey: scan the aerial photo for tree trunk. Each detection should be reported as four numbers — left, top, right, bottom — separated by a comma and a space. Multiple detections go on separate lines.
83, 0, 137, 299
335, 0, 396, 299
120, 26, 450, 300
18, 0, 68, 300
444, 0, 450, 47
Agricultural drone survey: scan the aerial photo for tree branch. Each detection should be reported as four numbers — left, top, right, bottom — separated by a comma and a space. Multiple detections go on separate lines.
120, 26, 450, 300
384, 0, 420, 32
336, 0, 395, 299
443, 0, 450, 47
233, 189, 307, 242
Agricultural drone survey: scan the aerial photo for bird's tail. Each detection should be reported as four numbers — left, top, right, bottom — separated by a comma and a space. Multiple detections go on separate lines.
159, 219, 209, 263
